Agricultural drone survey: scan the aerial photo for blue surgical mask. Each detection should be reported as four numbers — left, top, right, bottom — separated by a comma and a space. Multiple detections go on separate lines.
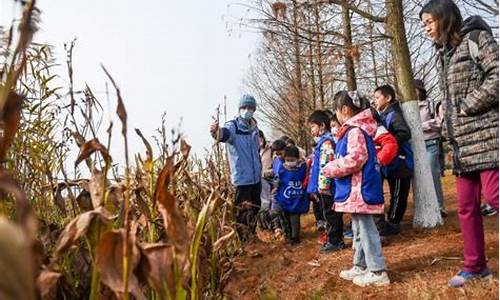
239, 109, 254, 120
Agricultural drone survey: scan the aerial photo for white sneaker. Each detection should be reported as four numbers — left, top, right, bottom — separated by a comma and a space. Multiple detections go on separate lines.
353, 271, 390, 287
339, 266, 368, 281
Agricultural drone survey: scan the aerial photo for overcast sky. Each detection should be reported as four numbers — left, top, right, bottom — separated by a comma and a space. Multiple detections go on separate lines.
1, 0, 261, 160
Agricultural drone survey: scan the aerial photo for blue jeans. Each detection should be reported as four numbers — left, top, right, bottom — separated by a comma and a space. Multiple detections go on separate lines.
352, 214, 386, 271
426, 140, 445, 210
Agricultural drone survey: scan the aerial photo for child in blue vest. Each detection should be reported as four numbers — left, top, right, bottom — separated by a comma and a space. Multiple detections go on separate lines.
273, 146, 309, 244
307, 110, 344, 253
323, 90, 389, 287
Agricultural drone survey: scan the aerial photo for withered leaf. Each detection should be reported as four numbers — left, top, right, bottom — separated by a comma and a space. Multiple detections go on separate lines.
138, 243, 181, 298
135, 128, 153, 163
0, 218, 35, 300
180, 139, 191, 159
0, 90, 24, 162
75, 190, 93, 212
88, 168, 105, 209
54, 207, 112, 259
96, 229, 145, 300
53, 183, 67, 216
74, 138, 111, 167
37, 270, 62, 300
154, 157, 189, 253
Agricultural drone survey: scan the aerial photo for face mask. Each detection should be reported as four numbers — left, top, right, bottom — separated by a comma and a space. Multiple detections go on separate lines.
284, 161, 298, 169
331, 127, 338, 136
239, 109, 254, 120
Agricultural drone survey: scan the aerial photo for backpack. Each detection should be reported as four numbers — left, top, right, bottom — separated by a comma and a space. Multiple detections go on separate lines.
468, 30, 482, 68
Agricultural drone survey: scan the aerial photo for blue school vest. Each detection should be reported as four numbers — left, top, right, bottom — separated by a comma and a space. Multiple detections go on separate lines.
306, 133, 335, 195
275, 163, 309, 214
334, 127, 384, 205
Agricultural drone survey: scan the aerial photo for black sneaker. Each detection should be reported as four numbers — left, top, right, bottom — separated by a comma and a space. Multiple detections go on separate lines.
379, 222, 400, 237
319, 241, 345, 253
440, 208, 448, 218
316, 220, 326, 232
481, 203, 498, 217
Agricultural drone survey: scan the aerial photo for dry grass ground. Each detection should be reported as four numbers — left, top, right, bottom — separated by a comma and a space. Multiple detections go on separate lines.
224, 172, 499, 300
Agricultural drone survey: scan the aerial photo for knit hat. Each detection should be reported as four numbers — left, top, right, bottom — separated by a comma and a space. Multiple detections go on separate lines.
239, 94, 257, 109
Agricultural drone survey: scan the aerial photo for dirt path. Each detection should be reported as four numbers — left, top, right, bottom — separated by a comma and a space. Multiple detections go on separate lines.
224, 173, 499, 299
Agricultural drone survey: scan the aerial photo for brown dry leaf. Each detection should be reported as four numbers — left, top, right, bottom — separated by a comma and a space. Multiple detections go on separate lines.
0, 218, 36, 300
135, 128, 153, 162
88, 168, 105, 209
154, 157, 189, 253
54, 207, 113, 259
134, 187, 151, 221
139, 243, 180, 298
96, 229, 145, 300
106, 184, 124, 214
0, 90, 24, 162
53, 183, 67, 216
37, 269, 62, 300
74, 138, 111, 167
75, 190, 93, 212
180, 139, 191, 159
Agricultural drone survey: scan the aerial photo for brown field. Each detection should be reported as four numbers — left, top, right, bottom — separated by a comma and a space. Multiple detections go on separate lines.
224, 172, 499, 300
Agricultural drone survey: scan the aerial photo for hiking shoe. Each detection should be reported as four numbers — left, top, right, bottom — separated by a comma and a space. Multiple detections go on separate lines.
379, 222, 400, 237
340, 266, 368, 281
343, 229, 353, 239
353, 271, 390, 287
316, 220, 327, 232
318, 232, 328, 245
480, 203, 498, 217
319, 241, 345, 253
448, 268, 493, 288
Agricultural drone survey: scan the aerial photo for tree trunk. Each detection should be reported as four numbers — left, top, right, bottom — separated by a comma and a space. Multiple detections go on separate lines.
292, 0, 307, 149
386, 0, 442, 228
342, 6, 357, 91
313, 0, 326, 107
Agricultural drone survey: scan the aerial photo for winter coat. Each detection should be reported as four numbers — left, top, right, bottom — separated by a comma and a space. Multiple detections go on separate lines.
323, 109, 384, 214
260, 144, 273, 178
216, 117, 262, 185
436, 16, 499, 175
374, 125, 399, 167
378, 101, 413, 178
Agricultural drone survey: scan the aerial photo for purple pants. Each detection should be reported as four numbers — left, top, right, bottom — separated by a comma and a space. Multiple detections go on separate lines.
456, 169, 499, 273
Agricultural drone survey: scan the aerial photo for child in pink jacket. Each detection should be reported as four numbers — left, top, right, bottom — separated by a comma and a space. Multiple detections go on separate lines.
324, 91, 389, 287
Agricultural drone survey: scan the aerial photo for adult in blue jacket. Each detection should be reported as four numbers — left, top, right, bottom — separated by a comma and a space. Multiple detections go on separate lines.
209, 94, 262, 242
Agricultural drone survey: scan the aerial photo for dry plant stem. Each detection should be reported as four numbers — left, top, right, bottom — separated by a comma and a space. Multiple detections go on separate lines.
89, 123, 113, 300
101, 64, 131, 300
